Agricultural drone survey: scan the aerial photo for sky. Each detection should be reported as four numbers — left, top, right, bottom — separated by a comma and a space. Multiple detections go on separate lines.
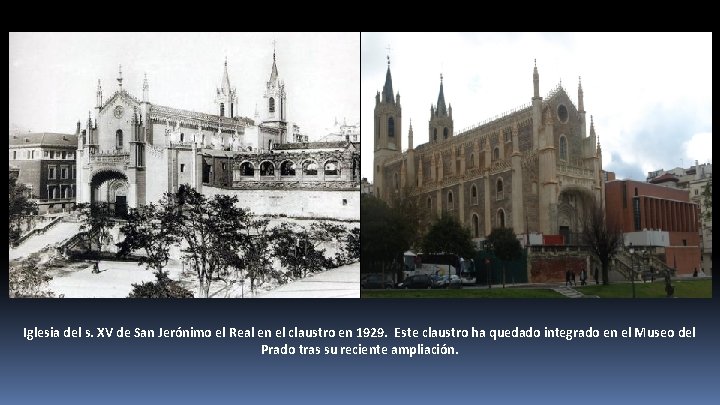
361, 32, 712, 182
9, 32, 359, 143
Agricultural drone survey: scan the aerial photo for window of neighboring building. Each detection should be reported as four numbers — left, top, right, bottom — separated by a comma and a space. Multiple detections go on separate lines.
60, 166, 68, 179
50, 151, 55, 159
72, 165, 76, 179
48, 166, 56, 180
62, 151, 66, 159
12, 151, 16, 160
44, 150, 48, 158
31, 150, 35, 159
222, 163, 227, 170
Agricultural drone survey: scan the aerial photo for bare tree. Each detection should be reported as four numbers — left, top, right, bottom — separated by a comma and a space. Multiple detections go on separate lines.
581, 199, 623, 285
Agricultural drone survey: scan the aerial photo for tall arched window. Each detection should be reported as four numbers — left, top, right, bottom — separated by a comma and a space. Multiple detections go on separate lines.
116, 130, 123, 149
448, 191, 454, 210
433, 128, 437, 142
443, 127, 449, 139
496, 178, 504, 200
220, 103, 225, 117
388, 117, 395, 138
471, 184, 478, 205
472, 214, 480, 238
497, 209, 506, 228
559, 135, 567, 161
269, 97, 275, 113
180, 133, 184, 142
493, 147, 500, 161
394, 173, 399, 190
427, 197, 432, 210
470, 153, 474, 168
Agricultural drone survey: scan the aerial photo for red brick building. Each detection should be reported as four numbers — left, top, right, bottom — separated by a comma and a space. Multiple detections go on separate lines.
605, 179, 701, 275
9, 132, 78, 213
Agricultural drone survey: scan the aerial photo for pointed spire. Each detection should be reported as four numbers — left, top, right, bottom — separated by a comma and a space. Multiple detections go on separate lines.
382, 56, 394, 104
436, 73, 447, 116
117, 64, 123, 90
221, 59, 232, 94
408, 118, 414, 150
590, 115, 596, 137
533, 59, 540, 98
269, 44, 279, 83
142, 73, 149, 102
578, 76, 584, 112
96, 79, 102, 108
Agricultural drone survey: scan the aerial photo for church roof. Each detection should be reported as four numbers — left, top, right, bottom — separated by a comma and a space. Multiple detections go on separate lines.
150, 103, 254, 128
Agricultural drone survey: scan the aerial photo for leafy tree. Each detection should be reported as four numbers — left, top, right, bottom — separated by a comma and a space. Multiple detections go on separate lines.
341, 227, 360, 264
9, 175, 38, 247
486, 227, 522, 288
116, 202, 179, 276
702, 178, 712, 225
77, 202, 115, 253
127, 271, 194, 298
171, 185, 251, 298
271, 223, 326, 279
421, 214, 475, 259
242, 218, 274, 294
9, 256, 56, 298
361, 194, 418, 281
581, 200, 623, 285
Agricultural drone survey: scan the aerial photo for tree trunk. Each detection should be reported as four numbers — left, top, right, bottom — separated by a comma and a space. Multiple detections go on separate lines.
602, 260, 610, 286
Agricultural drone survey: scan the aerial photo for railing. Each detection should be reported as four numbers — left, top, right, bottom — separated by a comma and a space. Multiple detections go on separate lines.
13, 215, 64, 247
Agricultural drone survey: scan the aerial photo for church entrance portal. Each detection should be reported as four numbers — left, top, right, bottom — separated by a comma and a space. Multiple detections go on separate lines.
90, 170, 130, 218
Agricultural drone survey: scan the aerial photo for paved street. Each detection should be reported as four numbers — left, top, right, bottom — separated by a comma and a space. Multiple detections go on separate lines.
255, 262, 359, 298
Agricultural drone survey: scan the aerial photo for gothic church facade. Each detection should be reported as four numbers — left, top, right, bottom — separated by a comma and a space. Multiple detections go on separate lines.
373, 60, 604, 242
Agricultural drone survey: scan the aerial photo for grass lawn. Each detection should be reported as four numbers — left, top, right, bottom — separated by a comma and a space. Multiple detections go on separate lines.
575, 279, 712, 298
361, 288, 566, 298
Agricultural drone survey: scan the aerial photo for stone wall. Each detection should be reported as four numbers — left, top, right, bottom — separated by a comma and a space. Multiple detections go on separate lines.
202, 186, 359, 220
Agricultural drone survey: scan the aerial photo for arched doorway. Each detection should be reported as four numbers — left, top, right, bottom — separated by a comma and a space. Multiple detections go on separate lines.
557, 187, 595, 245
90, 170, 130, 218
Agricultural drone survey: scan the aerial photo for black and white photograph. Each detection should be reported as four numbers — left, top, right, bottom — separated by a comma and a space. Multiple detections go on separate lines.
9, 32, 360, 298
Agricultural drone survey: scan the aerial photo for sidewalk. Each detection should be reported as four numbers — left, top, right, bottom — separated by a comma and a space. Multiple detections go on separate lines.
254, 262, 359, 298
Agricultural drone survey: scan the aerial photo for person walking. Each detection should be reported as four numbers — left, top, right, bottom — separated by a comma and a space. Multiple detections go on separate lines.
571, 271, 576, 287
565, 270, 571, 287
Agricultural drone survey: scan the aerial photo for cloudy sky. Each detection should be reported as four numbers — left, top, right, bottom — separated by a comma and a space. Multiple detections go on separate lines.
361, 32, 712, 182
9, 32, 359, 143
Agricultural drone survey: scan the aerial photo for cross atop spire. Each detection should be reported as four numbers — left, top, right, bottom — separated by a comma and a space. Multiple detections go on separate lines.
386, 44, 391, 67
273, 39, 277, 62
117, 64, 123, 89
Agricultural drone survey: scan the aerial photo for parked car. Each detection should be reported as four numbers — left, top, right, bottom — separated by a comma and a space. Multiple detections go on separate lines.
361, 274, 394, 289
432, 275, 462, 289
398, 274, 433, 289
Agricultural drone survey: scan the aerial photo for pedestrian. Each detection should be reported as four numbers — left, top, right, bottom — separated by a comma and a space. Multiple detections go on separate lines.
92, 261, 100, 274
594, 267, 599, 285
565, 269, 571, 286
580, 269, 587, 286
571, 271, 576, 286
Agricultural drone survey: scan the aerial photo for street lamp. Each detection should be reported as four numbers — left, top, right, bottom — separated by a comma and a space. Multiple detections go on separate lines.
628, 244, 636, 299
